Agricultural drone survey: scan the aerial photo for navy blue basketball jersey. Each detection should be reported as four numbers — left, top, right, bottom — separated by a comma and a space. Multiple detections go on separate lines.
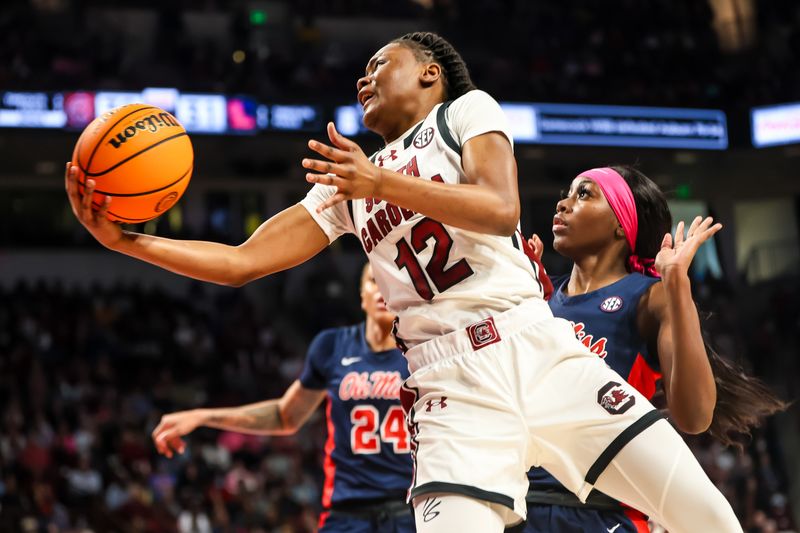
299, 323, 412, 508
528, 273, 662, 492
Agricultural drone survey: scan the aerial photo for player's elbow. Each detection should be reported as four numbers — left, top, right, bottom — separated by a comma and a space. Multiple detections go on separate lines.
493, 202, 520, 236
220, 273, 251, 288
223, 274, 252, 288
496, 220, 518, 237
280, 424, 300, 435
673, 407, 714, 434
222, 249, 261, 287
677, 417, 712, 435
279, 415, 303, 435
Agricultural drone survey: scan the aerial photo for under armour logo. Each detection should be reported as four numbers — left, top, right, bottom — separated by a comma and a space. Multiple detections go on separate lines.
377, 150, 398, 167
422, 497, 441, 522
425, 397, 447, 412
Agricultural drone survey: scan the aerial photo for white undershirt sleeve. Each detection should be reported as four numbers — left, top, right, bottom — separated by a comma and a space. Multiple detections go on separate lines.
298, 183, 355, 243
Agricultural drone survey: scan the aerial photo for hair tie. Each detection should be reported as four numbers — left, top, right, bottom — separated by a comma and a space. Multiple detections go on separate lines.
627, 255, 660, 278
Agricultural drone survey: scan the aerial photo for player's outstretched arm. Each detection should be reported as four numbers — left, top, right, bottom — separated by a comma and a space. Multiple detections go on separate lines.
303, 122, 520, 236
642, 216, 722, 434
65, 163, 329, 287
152, 380, 326, 458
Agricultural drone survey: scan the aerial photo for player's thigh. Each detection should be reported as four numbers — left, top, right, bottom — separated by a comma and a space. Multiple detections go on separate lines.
319, 513, 373, 533
523, 348, 659, 499
593, 419, 741, 533
412, 493, 508, 533
403, 350, 529, 521
525, 504, 647, 533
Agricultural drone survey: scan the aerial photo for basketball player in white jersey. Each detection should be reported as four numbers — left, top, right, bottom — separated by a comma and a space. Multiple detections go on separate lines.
65, 32, 742, 533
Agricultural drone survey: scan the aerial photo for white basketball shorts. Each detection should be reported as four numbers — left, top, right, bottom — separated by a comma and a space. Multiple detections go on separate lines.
399, 298, 664, 525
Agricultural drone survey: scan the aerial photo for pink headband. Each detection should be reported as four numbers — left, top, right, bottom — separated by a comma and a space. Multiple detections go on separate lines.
578, 167, 659, 278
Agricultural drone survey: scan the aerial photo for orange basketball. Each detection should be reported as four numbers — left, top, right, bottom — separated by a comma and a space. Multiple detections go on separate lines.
72, 103, 193, 223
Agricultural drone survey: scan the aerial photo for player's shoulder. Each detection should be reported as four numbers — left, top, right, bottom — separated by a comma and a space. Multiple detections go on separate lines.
597, 274, 660, 315
309, 323, 363, 352
444, 89, 500, 117
621, 272, 661, 295
307, 326, 341, 357
451, 89, 498, 106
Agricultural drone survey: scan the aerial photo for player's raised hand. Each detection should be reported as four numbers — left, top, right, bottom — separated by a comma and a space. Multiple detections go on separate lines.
302, 122, 382, 212
655, 216, 722, 279
64, 162, 123, 249
527, 233, 544, 261
152, 410, 206, 458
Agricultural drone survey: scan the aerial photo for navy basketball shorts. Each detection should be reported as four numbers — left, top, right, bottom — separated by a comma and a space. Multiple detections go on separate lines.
319, 508, 416, 533
525, 503, 649, 533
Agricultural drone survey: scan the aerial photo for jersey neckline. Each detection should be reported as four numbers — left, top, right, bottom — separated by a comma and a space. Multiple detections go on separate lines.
554, 272, 654, 305
358, 322, 400, 357
381, 111, 434, 151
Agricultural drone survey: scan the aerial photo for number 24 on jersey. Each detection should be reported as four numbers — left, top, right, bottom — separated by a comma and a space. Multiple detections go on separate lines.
350, 405, 410, 454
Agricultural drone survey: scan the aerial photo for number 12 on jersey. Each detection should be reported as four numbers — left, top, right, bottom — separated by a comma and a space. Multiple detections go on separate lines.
395, 217, 474, 300
351, 405, 410, 454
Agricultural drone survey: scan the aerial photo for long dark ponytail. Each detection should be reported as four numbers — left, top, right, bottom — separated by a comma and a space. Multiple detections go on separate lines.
612, 165, 788, 448
702, 335, 788, 448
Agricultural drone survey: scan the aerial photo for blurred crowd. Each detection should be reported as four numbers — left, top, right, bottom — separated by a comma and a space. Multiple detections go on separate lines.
0, 270, 358, 533
2, 0, 800, 111
0, 269, 797, 532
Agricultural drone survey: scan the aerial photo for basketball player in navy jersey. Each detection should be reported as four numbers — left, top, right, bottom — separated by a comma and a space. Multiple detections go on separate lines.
152, 264, 415, 533
523, 165, 786, 533
68, 32, 743, 532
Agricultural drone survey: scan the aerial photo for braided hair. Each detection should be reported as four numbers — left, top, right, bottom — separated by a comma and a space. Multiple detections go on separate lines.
392, 32, 476, 100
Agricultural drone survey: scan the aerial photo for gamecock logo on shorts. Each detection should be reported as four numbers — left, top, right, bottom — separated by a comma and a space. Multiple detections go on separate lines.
597, 381, 635, 415
466, 317, 501, 350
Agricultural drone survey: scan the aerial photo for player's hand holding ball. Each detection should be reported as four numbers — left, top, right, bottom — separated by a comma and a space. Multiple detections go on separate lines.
65, 103, 193, 248
65, 162, 125, 249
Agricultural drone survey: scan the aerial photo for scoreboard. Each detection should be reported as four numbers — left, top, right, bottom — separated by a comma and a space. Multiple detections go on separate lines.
1, 88, 734, 150
0, 89, 323, 135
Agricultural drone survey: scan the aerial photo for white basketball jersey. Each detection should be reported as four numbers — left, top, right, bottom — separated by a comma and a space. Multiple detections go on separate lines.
301, 90, 548, 348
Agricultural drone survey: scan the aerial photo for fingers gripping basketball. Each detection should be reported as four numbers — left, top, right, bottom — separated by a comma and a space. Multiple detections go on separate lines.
71, 103, 193, 223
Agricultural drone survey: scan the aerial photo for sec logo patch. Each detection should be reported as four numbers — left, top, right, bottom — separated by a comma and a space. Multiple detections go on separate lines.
599, 296, 623, 313
413, 127, 435, 149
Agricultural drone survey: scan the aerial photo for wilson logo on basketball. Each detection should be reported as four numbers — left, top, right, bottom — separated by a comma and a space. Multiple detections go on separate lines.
108, 112, 180, 149
413, 127, 435, 149
155, 191, 179, 213
597, 381, 635, 415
